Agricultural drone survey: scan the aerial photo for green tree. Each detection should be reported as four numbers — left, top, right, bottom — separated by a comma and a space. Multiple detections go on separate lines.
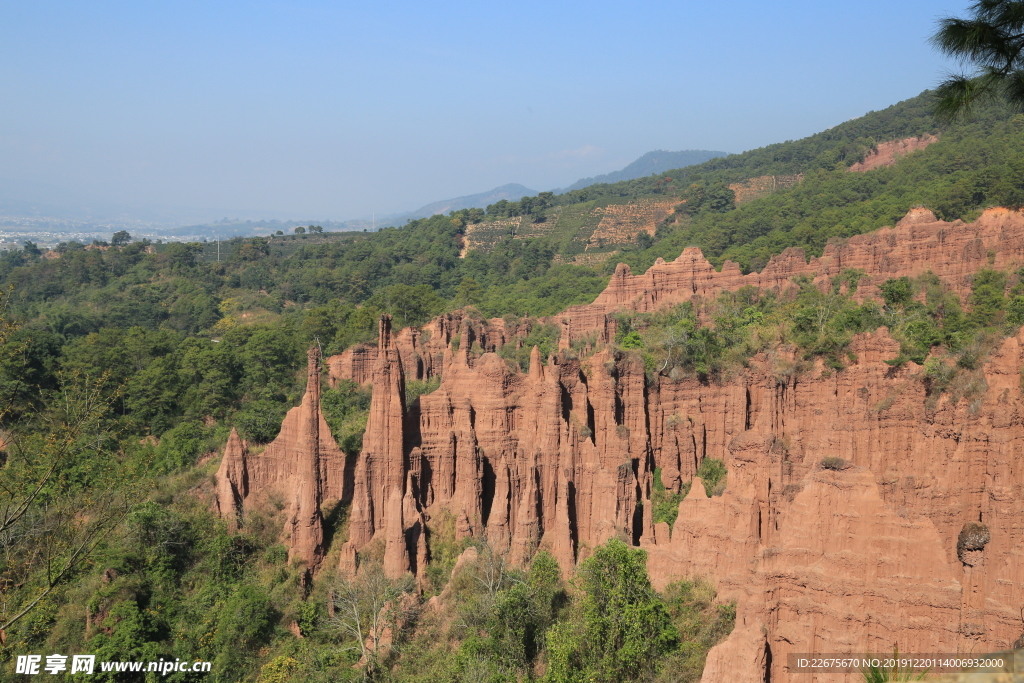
932, 0, 1024, 120
0, 292, 142, 634
152, 420, 208, 472
880, 277, 913, 307
545, 540, 678, 683
164, 242, 202, 270
235, 237, 270, 261
213, 585, 278, 670
968, 268, 1007, 325
366, 284, 446, 328
454, 277, 483, 308
0, 388, 139, 633
483, 550, 566, 672
111, 230, 132, 247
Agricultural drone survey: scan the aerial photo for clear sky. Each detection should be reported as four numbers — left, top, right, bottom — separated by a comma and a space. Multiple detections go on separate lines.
0, 0, 971, 223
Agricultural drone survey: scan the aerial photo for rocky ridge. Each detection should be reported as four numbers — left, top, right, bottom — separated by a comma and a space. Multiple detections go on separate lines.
848, 134, 940, 172
217, 207, 1024, 682
728, 174, 804, 205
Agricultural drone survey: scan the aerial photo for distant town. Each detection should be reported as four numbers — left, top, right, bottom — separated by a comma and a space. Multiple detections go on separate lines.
0, 214, 377, 251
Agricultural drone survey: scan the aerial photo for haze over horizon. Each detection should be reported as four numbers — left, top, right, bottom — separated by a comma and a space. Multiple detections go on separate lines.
1, 0, 969, 225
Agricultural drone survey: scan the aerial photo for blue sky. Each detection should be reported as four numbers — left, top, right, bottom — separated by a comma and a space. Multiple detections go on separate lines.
0, 0, 971, 222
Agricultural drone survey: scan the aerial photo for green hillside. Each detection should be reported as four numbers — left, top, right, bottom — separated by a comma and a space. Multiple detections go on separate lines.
4, 88, 1024, 681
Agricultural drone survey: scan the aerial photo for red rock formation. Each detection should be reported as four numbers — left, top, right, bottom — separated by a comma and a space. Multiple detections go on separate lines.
849, 134, 939, 172
728, 174, 804, 205
326, 343, 377, 386
238, 208, 1024, 681
559, 207, 1024, 346
327, 312, 508, 386
382, 486, 410, 578
215, 346, 347, 569
214, 428, 248, 530
287, 347, 326, 569
341, 315, 421, 578
636, 326, 1024, 681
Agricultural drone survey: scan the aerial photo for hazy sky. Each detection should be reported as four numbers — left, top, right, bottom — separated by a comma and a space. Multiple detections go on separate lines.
0, 0, 969, 222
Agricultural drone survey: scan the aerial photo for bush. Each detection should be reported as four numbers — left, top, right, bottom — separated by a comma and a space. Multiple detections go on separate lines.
321, 380, 372, 453
880, 277, 913, 307
257, 657, 299, 683
620, 330, 645, 350
697, 458, 726, 496
656, 579, 736, 683
154, 420, 208, 473
820, 456, 848, 471
234, 400, 287, 444
497, 321, 561, 371
545, 540, 678, 683
213, 585, 278, 669
956, 522, 991, 560
1006, 295, 1024, 328
651, 468, 686, 527
968, 269, 1007, 327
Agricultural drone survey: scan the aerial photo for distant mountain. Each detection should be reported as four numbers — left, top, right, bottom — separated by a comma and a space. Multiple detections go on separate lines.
381, 152, 730, 227
560, 149, 728, 192
394, 183, 538, 222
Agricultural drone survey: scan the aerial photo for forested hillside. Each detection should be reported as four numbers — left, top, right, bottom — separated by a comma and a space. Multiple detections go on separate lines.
3, 88, 1024, 681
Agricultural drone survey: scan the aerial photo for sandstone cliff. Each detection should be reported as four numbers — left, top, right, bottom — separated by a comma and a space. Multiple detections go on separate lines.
557, 206, 1024, 347
728, 174, 804, 205
215, 346, 347, 571
848, 134, 939, 172
220, 207, 1024, 682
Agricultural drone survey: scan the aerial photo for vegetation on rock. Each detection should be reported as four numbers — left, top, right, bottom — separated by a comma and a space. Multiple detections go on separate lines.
6, 86, 1024, 680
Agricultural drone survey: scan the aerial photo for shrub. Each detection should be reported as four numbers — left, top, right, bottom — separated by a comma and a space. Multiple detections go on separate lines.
656, 579, 736, 683
1006, 295, 1024, 327
212, 586, 278, 671
697, 458, 726, 496
968, 269, 1007, 327
257, 657, 299, 683
405, 376, 440, 408
483, 550, 566, 672
234, 400, 287, 444
820, 456, 848, 471
154, 420, 208, 473
956, 349, 979, 369
621, 330, 645, 350
880, 277, 913, 307
651, 468, 686, 527
545, 540, 678, 683
956, 522, 991, 560
424, 510, 470, 594
321, 381, 372, 454
497, 321, 560, 372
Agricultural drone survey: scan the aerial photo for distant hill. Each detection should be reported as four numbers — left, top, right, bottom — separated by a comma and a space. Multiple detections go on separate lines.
560, 149, 728, 192
383, 152, 727, 226
394, 183, 538, 222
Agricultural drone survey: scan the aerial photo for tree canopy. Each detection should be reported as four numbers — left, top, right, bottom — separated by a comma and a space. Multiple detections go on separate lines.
932, 0, 1024, 119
